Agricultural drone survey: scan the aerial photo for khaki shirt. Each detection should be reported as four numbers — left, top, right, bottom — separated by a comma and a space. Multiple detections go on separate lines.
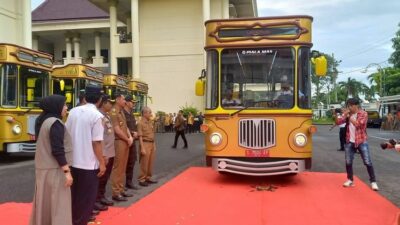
101, 112, 115, 158
137, 118, 155, 141
110, 107, 129, 140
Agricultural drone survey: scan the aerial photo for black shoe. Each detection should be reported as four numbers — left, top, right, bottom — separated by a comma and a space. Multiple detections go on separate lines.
112, 195, 128, 202
171, 145, 177, 148
337, 148, 344, 151
121, 191, 134, 197
89, 215, 96, 222
139, 181, 149, 186
146, 179, 158, 184
126, 183, 139, 190
100, 197, 114, 206
94, 202, 108, 211
183, 146, 188, 149
92, 210, 100, 216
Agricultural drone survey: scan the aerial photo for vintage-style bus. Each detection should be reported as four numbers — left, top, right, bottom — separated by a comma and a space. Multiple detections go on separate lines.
51, 64, 104, 108
196, 16, 327, 175
128, 79, 149, 115
0, 43, 53, 153
103, 74, 130, 98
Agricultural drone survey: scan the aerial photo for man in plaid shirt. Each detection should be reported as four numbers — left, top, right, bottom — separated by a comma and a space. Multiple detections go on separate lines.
336, 98, 379, 191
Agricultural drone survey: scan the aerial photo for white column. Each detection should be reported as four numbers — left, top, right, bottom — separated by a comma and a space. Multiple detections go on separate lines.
126, 16, 132, 34
222, 0, 229, 19
65, 36, 72, 64
73, 35, 81, 63
131, 0, 140, 79
202, 0, 210, 67
32, 36, 39, 51
93, 31, 104, 66
109, 0, 118, 74
22, 0, 32, 48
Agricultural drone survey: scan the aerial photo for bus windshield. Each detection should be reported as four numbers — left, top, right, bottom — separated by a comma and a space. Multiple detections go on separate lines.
19, 67, 49, 108
221, 47, 295, 109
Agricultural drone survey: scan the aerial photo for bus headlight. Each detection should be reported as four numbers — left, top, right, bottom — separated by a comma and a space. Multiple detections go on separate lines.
12, 125, 22, 135
210, 132, 222, 145
294, 133, 307, 147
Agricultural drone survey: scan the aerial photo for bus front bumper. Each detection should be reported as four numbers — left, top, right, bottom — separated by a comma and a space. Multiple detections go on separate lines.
212, 158, 306, 176
6, 142, 36, 153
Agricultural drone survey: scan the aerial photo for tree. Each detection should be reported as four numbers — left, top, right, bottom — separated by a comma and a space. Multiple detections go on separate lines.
389, 22, 400, 68
338, 77, 369, 99
368, 67, 400, 96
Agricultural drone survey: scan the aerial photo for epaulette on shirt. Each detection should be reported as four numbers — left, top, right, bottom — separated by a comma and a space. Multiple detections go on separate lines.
110, 108, 117, 116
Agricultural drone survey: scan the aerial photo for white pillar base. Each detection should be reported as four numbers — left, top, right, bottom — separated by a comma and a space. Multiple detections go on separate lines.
92, 56, 104, 66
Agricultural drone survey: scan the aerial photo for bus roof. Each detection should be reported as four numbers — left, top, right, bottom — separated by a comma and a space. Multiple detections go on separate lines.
103, 74, 129, 89
204, 16, 313, 49
51, 64, 104, 82
128, 79, 149, 94
0, 43, 53, 71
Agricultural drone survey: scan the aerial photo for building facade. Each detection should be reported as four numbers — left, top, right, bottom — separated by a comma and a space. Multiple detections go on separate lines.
33, 0, 257, 112
0, 0, 32, 47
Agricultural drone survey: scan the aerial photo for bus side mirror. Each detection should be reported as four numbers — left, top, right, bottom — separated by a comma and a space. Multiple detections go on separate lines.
195, 79, 205, 96
60, 79, 65, 91
313, 56, 327, 76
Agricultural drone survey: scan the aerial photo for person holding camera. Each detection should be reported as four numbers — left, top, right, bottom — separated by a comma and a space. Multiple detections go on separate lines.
335, 98, 379, 191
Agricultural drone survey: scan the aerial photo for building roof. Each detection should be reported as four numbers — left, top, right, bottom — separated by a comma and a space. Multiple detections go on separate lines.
32, 0, 109, 22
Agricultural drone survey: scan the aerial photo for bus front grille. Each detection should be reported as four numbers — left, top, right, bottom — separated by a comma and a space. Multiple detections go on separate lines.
239, 119, 276, 149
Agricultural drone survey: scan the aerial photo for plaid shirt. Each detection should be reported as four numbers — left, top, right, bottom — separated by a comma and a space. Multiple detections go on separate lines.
336, 110, 368, 148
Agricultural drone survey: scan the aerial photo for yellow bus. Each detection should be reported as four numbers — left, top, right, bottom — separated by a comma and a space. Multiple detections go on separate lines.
128, 79, 149, 115
196, 16, 327, 176
0, 43, 53, 153
103, 74, 130, 98
51, 64, 104, 108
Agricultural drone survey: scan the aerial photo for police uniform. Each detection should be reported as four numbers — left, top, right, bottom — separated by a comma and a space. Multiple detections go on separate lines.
137, 117, 156, 184
123, 96, 138, 188
110, 106, 130, 198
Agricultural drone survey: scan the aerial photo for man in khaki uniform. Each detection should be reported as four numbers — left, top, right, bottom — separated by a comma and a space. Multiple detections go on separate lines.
137, 106, 157, 186
110, 94, 133, 201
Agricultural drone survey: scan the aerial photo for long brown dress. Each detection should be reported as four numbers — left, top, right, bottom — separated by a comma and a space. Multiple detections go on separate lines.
29, 117, 73, 225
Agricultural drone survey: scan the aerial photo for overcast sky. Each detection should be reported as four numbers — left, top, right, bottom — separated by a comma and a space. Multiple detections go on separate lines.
32, 0, 400, 83
256, 0, 400, 84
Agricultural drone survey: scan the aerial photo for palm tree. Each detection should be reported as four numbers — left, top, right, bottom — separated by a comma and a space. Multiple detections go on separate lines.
338, 77, 369, 98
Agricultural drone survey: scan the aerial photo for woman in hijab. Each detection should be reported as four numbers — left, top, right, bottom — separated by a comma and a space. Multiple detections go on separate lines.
30, 95, 73, 225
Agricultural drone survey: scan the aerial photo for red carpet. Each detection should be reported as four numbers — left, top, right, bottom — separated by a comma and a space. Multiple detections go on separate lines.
1, 167, 399, 225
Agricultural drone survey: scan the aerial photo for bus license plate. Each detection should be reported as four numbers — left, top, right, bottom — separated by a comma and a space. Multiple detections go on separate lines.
245, 149, 269, 157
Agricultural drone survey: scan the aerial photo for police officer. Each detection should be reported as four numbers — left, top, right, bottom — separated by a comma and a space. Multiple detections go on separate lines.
110, 94, 134, 201
137, 107, 158, 186
123, 95, 139, 190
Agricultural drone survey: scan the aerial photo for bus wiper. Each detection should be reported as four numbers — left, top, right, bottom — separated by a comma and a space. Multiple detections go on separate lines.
230, 106, 250, 117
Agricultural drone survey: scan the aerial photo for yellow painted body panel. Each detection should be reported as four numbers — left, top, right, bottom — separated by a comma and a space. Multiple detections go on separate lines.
203, 113, 313, 158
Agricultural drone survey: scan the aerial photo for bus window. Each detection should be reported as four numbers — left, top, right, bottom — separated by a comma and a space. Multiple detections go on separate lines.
298, 47, 311, 109
1, 64, 18, 107
206, 50, 218, 109
20, 67, 48, 108
221, 48, 295, 109
53, 79, 74, 108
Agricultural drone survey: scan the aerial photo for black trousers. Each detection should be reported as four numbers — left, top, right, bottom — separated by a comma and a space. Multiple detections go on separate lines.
71, 167, 99, 225
173, 130, 188, 147
125, 142, 137, 186
97, 157, 114, 201
339, 127, 346, 150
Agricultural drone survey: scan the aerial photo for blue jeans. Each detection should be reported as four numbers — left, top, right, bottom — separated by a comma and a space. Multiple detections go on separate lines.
344, 142, 376, 182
